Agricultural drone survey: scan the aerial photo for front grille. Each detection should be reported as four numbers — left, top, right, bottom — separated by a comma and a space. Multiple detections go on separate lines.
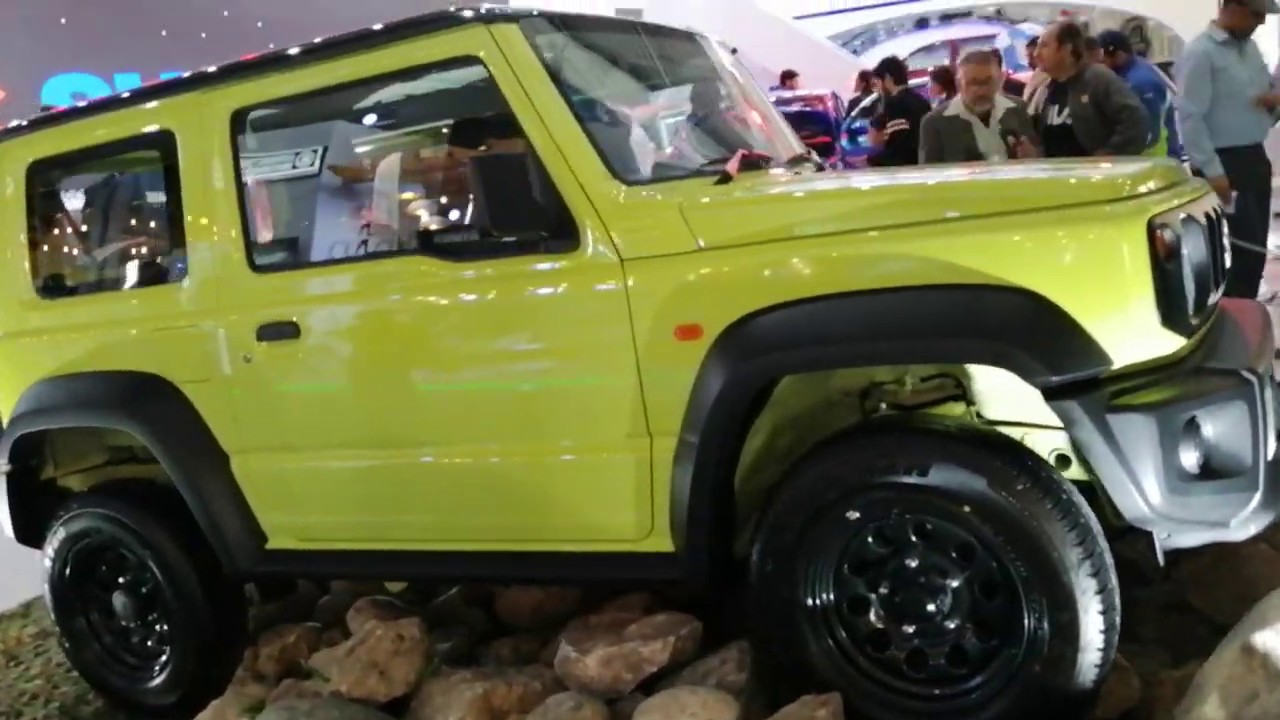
1204, 207, 1228, 295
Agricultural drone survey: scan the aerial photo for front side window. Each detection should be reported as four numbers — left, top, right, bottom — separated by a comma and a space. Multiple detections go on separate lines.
26, 134, 187, 299
233, 58, 577, 272
521, 15, 807, 184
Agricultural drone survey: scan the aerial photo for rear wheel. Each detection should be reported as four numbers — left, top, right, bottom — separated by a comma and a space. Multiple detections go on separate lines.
42, 484, 247, 717
748, 422, 1119, 720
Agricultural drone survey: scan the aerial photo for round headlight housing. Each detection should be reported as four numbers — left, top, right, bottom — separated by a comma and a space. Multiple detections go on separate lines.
1148, 198, 1222, 336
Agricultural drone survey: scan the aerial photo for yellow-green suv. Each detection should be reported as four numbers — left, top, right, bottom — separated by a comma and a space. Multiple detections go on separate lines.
0, 7, 1274, 720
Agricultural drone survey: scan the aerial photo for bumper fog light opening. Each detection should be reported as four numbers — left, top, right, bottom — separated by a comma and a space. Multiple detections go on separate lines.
1178, 417, 1208, 476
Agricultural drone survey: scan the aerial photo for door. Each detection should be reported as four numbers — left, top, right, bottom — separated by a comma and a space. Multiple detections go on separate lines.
210, 29, 653, 550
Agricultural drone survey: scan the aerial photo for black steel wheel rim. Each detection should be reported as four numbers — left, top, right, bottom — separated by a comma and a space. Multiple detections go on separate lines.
800, 486, 1033, 703
52, 531, 174, 685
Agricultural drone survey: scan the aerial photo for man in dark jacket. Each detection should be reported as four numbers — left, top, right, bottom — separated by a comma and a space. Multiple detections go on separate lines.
867, 55, 932, 166
1031, 21, 1150, 157
920, 50, 1040, 163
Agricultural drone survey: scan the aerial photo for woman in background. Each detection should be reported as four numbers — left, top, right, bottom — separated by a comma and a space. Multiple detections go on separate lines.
928, 65, 957, 107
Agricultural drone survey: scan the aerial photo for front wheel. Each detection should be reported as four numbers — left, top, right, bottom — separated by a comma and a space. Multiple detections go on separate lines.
748, 423, 1120, 720
42, 484, 247, 717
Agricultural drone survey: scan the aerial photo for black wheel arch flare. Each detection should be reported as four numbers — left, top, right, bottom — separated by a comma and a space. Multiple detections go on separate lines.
0, 370, 266, 572
668, 284, 1113, 578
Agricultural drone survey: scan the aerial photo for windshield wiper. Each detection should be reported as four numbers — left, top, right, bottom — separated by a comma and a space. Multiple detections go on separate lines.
701, 151, 775, 185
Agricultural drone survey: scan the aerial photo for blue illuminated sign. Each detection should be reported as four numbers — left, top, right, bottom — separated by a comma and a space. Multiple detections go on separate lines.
40, 70, 186, 107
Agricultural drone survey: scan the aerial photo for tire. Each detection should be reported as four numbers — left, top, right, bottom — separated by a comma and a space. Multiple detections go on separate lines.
41, 483, 248, 717
747, 421, 1119, 720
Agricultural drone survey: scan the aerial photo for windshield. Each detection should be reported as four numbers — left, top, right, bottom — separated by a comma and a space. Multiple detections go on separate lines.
520, 15, 807, 184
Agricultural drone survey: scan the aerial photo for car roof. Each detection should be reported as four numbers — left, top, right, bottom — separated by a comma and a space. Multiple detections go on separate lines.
0, 5, 676, 144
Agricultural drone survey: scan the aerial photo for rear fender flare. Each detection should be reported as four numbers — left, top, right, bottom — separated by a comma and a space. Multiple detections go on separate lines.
0, 370, 264, 572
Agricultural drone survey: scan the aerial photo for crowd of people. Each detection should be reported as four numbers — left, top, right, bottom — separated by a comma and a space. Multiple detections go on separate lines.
847, 20, 1167, 167
776, 0, 1279, 300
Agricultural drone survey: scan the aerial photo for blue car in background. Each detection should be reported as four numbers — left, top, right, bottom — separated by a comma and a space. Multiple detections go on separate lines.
768, 89, 856, 169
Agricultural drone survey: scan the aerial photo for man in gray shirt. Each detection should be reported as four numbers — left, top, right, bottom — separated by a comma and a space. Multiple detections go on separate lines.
1176, 0, 1280, 300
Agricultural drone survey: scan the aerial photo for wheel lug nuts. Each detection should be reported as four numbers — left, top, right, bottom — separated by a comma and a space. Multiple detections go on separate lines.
904, 557, 920, 569
945, 619, 960, 630
845, 510, 861, 521
926, 602, 938, 613
878, 584, 890, 595
903, 624, 916, 635
947, 577, 961, 588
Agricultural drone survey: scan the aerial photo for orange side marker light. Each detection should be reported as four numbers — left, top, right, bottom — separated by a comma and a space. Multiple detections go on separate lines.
674, 323, 704, 342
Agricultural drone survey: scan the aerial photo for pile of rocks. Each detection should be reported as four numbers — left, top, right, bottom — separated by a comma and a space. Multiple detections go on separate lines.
195, 523, 1280, 720
197, 583, 836, 720
1094, 525, 1280, 720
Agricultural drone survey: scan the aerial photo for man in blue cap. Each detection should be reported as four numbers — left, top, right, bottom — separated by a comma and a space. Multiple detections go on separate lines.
1096, 29, 1181, 159
1177, 0, 1280, 300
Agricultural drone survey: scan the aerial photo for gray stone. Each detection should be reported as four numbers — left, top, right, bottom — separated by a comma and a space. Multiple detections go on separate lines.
1176, 586, 1280, 719
257, 697, 396, 720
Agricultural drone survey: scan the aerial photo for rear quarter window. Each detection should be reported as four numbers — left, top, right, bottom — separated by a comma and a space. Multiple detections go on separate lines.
25, 132, 187, 299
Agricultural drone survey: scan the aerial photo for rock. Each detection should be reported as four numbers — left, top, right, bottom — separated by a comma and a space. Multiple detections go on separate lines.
1120, 587, 1221, 667
1119, 641, 1173, 680
267, 679, 335, 705
321, 626, 349, 649
430, 624, 480, 665
658, 640, 751, 696
495, 586, 584, 631
632, 687, 740, 720
307, 616, 429, 703
330, 580, 394, 596
252, 581, 324, 634
554, 611, 703, 699
313, 581, 388, 627
1136, 662, 1201, 720
527, 691, 611, 720
346, 596, 417, 635
253, 623, 324, 682
600, 593, 660, 615
1093, 655, 1141, 719
194, 678, 272, 720
542, 611, 645, 667
423, 585, 496, 638
257, 697, 397, 720
766, 693, 843, 720
406, 665, 564, 720
1176, 586, 1280, 719
316, 593, 360, 629
482, 633, 550, 667
1172, 541, 1280, 627
610, 694, 646, 720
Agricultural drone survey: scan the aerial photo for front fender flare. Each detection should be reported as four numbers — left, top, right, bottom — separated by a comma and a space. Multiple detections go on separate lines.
669, 284, 1112, 575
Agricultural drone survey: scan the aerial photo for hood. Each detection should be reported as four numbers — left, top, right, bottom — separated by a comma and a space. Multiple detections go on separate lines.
680, 158, 1190, 250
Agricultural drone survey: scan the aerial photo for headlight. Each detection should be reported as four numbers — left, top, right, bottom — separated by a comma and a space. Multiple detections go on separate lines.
1148, 196, 1228, 336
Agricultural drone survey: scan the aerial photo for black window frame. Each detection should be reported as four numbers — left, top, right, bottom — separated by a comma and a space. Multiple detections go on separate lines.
227, 54, 580, 275
25, 130, 187, 301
